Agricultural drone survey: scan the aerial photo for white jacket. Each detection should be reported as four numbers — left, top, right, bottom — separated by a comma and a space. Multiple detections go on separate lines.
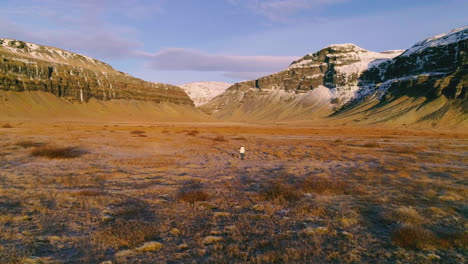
239, 147, 245, 154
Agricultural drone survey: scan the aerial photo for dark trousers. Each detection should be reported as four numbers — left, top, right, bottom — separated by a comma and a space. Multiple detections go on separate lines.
240, 153, 245, 160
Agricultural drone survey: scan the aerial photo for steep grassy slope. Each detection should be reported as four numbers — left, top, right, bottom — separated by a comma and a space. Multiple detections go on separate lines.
0, 91, 210, 122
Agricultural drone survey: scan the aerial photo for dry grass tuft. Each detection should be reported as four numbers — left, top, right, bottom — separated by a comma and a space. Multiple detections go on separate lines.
393, 223, 467, 251
232, 137, 247, 141
362, 142, 380, 148
109, 198, 154, 221
56, 174, 107, 188
115, 156, 176, 168
260, 180, 301, 203
14, 140, 44, 148
130, 130, 146, 135
1, 123, 13, 128
176, 181, 210, 207
383, 206, 425, 224
0, 246, 29, 264
301, 178, 360, 195
391, 224, 438, 250
69, 189, 107, 197
212, 135, 227, 142
93, 219, 159, 249
389, 145, 426, 155
186, 130, 199, 136
31, 145, 86, 159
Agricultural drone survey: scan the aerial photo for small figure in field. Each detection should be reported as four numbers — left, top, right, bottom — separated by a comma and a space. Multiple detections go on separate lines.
239, 145, 245, 160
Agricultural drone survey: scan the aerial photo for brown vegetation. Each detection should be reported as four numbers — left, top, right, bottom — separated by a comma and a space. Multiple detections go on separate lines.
186, 130, 199, 136
0, 122, 466, 263
176, 181, 210, 207
259, 180, 301, 202
30, 145, 86, 159
93, 219, 160, 249
14, 140, 43, 148
130, 130, 146, 135
212, 135, 227, 142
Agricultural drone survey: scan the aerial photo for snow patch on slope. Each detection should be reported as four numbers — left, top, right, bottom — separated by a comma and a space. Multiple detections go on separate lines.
179, 81, 231, 106
0, 38, 109, 69
335, 49, 403, 75
401, 26, 468, 57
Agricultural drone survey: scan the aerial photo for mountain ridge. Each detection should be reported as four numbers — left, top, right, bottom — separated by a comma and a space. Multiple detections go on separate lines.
0, 38, 194, 105
201, 26, 467, 127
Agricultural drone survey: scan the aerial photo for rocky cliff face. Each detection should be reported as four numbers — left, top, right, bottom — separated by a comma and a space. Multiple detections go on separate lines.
358, 27, 467, 101
0, 39, 193, 105
202, 26, 467, 125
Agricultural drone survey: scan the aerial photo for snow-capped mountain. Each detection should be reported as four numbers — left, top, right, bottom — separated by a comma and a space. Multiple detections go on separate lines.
201, 44, 403, 120
201, 26, 467, 126
179, 81, 231, 106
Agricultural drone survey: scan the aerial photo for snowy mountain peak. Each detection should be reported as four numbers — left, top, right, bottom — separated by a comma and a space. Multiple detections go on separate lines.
0, 38, 113, 71
288, 43, 402, 71
179, 81, 231, 106
325, 43, 366, 51
401, 26, 468, 57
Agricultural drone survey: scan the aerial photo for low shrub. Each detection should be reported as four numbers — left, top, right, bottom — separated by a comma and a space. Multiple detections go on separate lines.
1, 123, 13, 128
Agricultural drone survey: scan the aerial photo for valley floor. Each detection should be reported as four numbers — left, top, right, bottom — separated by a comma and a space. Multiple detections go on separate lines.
0, 121, 467, 263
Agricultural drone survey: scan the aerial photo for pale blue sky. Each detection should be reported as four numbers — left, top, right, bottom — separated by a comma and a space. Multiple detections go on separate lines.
1, 0, 467, 84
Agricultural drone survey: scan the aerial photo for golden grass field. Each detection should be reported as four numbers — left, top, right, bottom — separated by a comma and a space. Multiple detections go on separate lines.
0, 121, 467, 263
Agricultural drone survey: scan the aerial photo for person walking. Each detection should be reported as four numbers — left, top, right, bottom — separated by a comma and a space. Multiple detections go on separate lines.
239, 145, 245, 160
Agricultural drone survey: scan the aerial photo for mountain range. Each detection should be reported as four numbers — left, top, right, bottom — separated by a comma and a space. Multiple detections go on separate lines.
201, 26, 467, 126
1, 26, 467, 126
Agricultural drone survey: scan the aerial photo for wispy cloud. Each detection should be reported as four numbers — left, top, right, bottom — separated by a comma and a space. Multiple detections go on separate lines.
141, 48, 299, 80
228, 0, 348, 23
0, 0, 164, 59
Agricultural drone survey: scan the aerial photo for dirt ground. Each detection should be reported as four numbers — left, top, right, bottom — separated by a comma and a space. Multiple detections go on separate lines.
0, 121, 467, 263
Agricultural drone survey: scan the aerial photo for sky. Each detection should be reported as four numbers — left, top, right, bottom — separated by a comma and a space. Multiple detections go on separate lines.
1, 0, 467, 85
